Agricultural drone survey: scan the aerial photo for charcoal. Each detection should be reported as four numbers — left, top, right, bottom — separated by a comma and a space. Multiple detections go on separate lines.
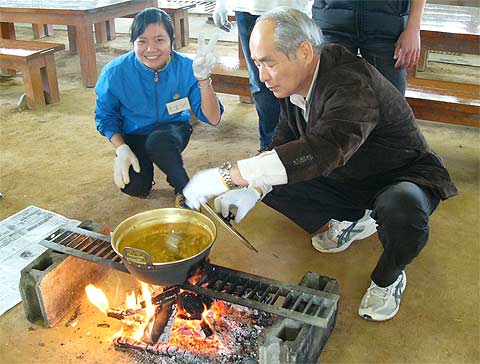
145, 301, 174, 344
176, 291, 209, 320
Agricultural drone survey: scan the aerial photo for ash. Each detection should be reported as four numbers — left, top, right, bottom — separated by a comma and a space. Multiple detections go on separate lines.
130, 300, 276, 364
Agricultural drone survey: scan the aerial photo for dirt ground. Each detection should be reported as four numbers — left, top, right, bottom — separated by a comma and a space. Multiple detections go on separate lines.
0, 26, 479, 364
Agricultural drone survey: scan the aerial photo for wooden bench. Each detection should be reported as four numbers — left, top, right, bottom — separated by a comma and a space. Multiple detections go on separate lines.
0, 39, 65, 109
406, 77, 479, 127
183, 53, 479, 128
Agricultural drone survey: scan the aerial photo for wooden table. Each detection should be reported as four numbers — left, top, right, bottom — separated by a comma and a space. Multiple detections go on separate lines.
417, 3, 480, 72
157, 0, 195, 49
0, 0, 155, 87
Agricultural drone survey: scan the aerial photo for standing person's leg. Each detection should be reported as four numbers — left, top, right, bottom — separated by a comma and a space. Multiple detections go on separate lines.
359, 181, 440, 321
144, 122, 192, 195
360, 40, 407, 95
121, 134, 154, 197
235, 11, 280, 151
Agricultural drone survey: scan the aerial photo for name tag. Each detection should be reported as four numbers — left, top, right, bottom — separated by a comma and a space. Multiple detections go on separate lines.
166, 97, 190, 115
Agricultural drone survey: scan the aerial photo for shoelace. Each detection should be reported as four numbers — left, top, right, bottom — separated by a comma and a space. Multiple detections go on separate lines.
327, 219, 354, 240
366, 282, 392, 299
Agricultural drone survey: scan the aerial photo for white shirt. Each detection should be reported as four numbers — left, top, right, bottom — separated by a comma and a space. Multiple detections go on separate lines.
223, 0, 313, 17
238, 60, 321, 189
289, 60, 320, 122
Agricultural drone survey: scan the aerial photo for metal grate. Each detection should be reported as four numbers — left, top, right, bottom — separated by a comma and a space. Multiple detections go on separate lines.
182, 264, 338, 329
40, 226, 128, 273
40, 226, 338, 328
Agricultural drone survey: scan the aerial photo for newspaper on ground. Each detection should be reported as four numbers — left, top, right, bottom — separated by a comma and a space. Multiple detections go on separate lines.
0, 205, 80, 316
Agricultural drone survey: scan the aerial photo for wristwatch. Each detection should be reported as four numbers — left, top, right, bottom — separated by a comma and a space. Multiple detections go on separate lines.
218, 162, 238, 190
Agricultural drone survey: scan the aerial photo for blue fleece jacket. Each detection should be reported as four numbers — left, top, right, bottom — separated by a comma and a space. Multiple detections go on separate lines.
95, 50, 224, 140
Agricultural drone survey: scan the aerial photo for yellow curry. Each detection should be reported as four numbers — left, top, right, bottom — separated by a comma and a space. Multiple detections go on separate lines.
118, 222, 212, 263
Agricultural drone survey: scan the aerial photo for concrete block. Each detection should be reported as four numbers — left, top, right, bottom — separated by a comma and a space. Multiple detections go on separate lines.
19, 249, 109, 327
258, 273, 339, 364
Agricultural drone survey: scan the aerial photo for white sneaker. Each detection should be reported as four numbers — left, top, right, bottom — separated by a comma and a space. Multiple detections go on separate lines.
358, 271, 407, 321
311, 210, 377, 253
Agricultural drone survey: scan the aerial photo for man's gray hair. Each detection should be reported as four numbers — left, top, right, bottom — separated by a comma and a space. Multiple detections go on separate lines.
258, 7, 323, 59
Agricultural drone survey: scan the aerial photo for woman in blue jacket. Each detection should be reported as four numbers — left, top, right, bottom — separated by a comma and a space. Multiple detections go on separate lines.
95, 8, 223, 203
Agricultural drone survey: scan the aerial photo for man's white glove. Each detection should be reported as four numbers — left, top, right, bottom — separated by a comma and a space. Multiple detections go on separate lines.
193, 33, 219, 80
214, 187, 260, 224
212, 0, 232, 32
183, 168, 229, 209
113, 144, 141, 189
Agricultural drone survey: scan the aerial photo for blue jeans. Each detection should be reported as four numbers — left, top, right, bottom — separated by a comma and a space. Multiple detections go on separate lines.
235, 11, 280, 150
121, 122, 192, 196
312, 3, 407, 95
263, 178, 440, 286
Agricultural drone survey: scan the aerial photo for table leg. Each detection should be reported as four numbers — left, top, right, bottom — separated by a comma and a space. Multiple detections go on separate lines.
67, 25, 78, 54
0, 22, 16, 39
76, 23, 97, 87
32, 24, 54, 39
106, 19, 116, 41
1, 22, 17, 76
180, 9, 189, 48
94, 22, 108, 45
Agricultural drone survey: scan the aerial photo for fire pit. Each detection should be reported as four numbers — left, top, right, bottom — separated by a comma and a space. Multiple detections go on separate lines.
87, 282, 276, 363
21, 224, 339, 363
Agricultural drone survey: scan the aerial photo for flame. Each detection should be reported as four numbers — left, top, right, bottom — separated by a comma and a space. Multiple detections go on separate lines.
128, 282, 156, 341
85, 284, 109, 314
125, 291, 138, 309
86, 281, 235, 355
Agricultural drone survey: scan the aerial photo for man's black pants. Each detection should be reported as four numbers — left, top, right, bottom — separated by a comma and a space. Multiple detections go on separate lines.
262, 177, 440, 287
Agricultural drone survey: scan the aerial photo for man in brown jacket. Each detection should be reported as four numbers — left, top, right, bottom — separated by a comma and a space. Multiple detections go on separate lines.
183, 7, 457, 321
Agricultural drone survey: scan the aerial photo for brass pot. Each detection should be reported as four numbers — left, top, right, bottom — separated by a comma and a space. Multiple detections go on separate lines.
111, 208, 216, 286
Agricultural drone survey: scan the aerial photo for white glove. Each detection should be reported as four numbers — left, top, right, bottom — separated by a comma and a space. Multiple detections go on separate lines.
193, 33, 218, 80
113, 144, 141, 189
183, 167, 229, 209
213, 0, 232, 32
214, 187, 260, 224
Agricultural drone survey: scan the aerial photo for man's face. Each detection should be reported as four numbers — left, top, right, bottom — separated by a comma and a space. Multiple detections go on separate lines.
249, 20, 307, 98
133, 22, 172, 71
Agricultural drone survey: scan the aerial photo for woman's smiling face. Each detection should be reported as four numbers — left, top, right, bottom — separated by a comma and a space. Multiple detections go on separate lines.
133, 22, 172, 71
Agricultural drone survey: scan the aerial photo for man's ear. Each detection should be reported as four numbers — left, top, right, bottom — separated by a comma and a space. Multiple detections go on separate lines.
297, 40, 314, 63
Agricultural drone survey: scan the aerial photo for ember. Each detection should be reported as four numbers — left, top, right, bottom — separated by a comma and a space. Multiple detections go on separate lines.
86, 284, 276, 364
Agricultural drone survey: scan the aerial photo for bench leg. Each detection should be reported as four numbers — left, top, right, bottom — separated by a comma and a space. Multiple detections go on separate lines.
41, 54, 60, 104
417, 48, 428, 72
22, 59, 46, 110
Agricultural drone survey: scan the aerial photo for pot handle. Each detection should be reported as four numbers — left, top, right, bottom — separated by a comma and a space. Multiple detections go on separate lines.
123, 247, 153, 266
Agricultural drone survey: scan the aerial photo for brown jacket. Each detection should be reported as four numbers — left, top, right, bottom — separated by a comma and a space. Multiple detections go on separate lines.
272, 45, 457, 200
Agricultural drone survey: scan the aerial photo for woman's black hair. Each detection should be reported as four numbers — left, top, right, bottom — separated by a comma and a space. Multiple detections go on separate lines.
130, 8, 175, 48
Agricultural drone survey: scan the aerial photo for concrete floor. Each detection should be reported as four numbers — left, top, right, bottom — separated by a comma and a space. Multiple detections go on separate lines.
0, 23, 479, 364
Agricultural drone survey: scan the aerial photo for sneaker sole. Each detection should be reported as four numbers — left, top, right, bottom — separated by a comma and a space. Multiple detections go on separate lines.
359, 273, 407, 321
312, 220, 377, 254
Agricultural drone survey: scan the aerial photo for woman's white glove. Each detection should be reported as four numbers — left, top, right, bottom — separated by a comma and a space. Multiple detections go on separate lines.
212, 0, 232, 32
192, 33, 219, 80
214, 187, 260, 223
183, 168, 229, 209
113, 144, 140, 189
